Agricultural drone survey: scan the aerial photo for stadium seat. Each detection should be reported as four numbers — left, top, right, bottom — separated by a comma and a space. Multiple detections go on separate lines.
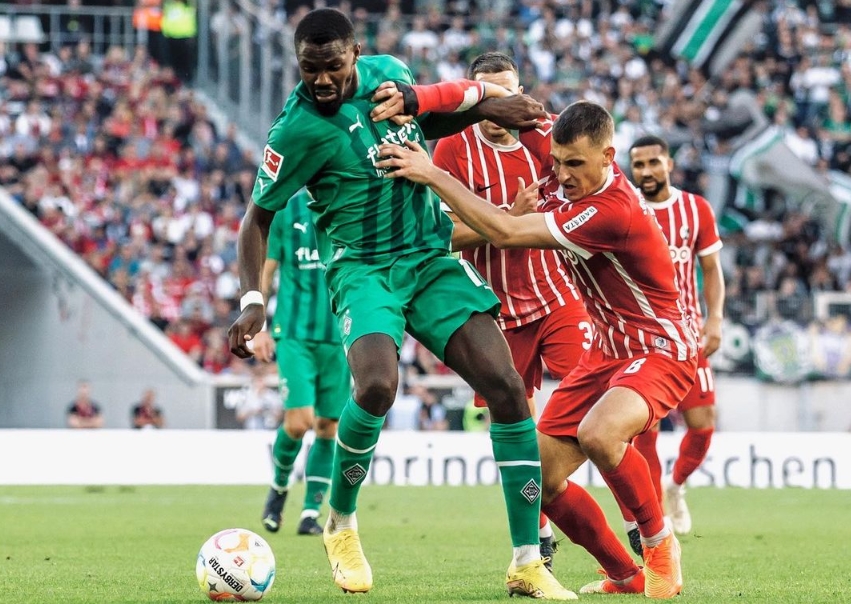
0, 15, 12, 42
13, 15, 46, 44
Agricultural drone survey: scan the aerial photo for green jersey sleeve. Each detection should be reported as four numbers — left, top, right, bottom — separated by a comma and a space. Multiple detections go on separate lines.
251, 100, 341, 212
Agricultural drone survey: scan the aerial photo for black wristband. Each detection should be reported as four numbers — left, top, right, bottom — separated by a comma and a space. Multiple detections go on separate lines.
396, 81, 420, 116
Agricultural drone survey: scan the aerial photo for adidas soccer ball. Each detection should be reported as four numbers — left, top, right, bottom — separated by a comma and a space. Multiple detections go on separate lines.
196, 528, 276, 601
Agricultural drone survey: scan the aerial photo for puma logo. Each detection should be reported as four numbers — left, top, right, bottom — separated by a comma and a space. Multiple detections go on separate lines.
476, 182, 497, 193
293, 222, 308, 232
349, 114, 364, 133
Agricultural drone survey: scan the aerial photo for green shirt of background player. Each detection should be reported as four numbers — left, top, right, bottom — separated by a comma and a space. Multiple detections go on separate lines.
251, 189, 351, 538
227, 8, 576, 600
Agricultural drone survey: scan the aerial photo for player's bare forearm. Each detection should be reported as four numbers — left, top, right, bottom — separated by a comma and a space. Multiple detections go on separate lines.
229, 202, 274, 358
377, 140, 557, 249
699, 251, 725, 356
238, 202, 273, 292
449, 214, 487, 251
420, 96, 547, 140
429, 172, 518, 246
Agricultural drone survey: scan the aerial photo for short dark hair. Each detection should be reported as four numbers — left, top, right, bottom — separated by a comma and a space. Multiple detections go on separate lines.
630, 135, 670, 155
294, 8, 355, 49
468, 52, 518, 79
552, 101, 614, 148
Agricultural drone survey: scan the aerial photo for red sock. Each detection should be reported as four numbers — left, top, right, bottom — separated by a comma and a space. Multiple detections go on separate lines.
543, 481, 639, 581
539, 513, 548, 530
601, 445, 665, 538
633, 429, 663, 510
672, 427, 713, 485
611, 485, 634, 523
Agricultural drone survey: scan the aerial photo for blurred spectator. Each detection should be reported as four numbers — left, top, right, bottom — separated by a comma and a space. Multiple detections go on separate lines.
236, 368, 281, 430
132, 388, 165, 429
6, 0, 851, 387
66, 380, 104, 429
416, 385, 448, 431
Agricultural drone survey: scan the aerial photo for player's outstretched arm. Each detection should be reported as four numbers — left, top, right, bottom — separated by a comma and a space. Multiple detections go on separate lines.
377, 140, 558, 249
370, 80, 546, 139
448, 178, 538, 251
228, 201, 274, 359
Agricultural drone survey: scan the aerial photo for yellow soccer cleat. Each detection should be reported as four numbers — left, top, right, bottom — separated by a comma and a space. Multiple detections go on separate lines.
506, 558, 578, 600
323, 527, 373, 593
579, 568, 645, 594
643, 534, 683, 599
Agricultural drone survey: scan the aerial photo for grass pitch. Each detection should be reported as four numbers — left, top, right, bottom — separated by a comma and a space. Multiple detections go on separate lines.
0, 484, 848, 603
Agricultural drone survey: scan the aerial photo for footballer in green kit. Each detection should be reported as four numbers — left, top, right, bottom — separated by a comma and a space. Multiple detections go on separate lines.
228, 7, 576, 600
252, 189, 350, 537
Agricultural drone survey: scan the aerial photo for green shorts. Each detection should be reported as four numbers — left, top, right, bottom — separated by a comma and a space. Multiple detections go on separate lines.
326, 249, 500, 360
275, 338, 351, 419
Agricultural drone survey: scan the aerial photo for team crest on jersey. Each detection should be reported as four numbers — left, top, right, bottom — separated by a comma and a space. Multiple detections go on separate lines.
262, 145, 284, 181
654, 336, 669, 350
562, 206, 598, 233
342, 314, 352, 336
679, 225, 691, 240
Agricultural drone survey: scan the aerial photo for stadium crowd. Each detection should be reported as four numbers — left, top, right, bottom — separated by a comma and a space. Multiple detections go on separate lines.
1, 0, 851, 383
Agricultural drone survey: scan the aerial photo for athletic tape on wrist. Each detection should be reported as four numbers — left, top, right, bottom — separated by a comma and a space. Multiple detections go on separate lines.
240, 290, 264, 311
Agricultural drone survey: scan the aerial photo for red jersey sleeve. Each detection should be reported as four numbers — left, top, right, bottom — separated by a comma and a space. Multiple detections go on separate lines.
543, 196, 629, 259
411, 80, 486, 115
694, 194, 723, 257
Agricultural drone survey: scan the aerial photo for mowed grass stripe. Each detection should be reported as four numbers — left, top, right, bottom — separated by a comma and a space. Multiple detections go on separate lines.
0, 485, 849, 603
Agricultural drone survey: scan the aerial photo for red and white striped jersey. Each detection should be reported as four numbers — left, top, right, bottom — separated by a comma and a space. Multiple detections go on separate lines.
646, 188, 722, 330
541, 164, 698, 361
433, 122, 585, 330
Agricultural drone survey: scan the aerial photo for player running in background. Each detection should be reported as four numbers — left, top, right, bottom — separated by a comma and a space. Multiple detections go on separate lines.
251, 189, 351, 537
628, 135, 725, 538
433, 51, 591, 569
228, 8, 577, 600
376, 100, 698, 599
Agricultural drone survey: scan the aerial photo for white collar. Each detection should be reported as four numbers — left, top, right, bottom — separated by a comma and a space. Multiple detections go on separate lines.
644, 186, 680, 210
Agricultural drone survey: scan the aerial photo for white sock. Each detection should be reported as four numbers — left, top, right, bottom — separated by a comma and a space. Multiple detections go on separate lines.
539, 522, 553, 540
513, 544, 541, 567
640, 525, 671, 548
300, 509, 319, 520
326, 508, 357, 533
271, 483, 288, 494
623, 520, 638, 533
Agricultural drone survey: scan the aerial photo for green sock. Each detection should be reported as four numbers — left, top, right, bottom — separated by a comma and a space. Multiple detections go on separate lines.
329, 398, 384, 515
490, 418, 542, 547
303, 436, 334, 514
272, 425, 303, 489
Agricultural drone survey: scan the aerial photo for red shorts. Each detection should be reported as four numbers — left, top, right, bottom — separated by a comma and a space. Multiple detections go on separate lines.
474, 304, 591, 407
678, 351, 715, 412
537, 346, 697, 438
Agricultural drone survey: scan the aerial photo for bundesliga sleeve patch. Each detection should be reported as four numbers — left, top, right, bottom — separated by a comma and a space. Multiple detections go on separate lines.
262, 145, 284, 181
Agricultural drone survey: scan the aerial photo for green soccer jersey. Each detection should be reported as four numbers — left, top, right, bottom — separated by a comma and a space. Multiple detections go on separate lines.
251, 55, 453, 267
267, 189, 339, 344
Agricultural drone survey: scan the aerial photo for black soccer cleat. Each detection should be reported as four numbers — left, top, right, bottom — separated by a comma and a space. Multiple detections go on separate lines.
540, 535, 558, 572
261, 487, 288, 533
297, 515, 323, 535
627, 527, 643, 559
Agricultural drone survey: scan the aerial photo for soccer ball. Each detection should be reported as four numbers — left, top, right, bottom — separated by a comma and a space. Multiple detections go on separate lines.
196, 528, 276, 601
